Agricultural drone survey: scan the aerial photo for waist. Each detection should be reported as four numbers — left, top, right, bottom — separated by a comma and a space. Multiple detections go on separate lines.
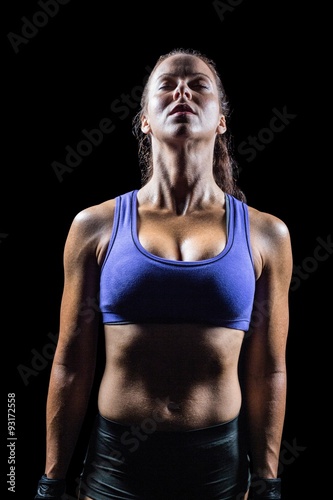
98, 391, 242, 431
97, 411, 241, 439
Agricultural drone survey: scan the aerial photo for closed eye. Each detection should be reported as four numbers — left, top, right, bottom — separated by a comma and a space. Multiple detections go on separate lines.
158, 83, 209, 91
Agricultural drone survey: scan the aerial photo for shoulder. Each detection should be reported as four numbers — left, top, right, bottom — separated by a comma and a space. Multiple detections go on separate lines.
71, 189, 135, 232
247, 205, 292, 278
69, 198, 117, 239
247, 205, 290, 241
64, 197, 118, 266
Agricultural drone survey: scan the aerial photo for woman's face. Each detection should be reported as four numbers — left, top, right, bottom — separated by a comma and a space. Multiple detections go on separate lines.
141, 54, 226, 142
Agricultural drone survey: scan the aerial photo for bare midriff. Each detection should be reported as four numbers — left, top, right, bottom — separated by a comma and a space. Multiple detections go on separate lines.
98, 323, 245, 431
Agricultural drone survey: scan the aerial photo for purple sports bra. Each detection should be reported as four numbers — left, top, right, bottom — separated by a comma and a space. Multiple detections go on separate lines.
99, 190, 255, 330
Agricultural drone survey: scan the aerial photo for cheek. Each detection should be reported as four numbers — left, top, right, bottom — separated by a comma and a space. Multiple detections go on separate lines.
148, 96, 166, 116
205, 99, 222, 124
146, 97, 168, 129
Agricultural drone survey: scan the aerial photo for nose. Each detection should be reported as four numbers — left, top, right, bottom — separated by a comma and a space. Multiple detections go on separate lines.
173, 81, 192, 100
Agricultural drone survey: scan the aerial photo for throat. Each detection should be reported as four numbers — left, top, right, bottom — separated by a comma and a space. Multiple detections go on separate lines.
175, 200, 188, 215
171, 191, 193, 216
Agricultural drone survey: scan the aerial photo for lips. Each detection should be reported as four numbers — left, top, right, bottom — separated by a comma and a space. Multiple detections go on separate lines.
169, 103, 194, 115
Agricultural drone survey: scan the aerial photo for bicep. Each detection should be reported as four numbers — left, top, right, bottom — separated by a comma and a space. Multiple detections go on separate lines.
247, 218, 293, 374
55, 215, 101, 369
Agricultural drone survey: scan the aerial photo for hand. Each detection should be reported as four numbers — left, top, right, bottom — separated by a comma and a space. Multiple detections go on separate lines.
249, 477, 281, 499
34, 474, 66, 499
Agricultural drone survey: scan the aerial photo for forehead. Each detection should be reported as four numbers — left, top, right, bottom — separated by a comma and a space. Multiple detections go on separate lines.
152, 54, 215, 82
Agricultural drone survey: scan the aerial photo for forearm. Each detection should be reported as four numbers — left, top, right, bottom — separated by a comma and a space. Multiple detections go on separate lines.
246, 371, 287, 478
45, 362, 95, 479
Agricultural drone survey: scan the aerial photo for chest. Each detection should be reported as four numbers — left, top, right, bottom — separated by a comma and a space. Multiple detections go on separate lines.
137, 209, 227, 262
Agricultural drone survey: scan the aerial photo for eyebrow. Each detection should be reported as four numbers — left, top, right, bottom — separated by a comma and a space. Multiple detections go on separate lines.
156, 72, 213, 83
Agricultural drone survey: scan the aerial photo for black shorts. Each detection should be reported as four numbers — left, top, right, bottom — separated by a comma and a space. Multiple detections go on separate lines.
78, 413, 250, 500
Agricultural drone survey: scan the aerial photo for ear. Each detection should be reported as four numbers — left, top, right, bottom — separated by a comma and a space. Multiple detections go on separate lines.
141, 115, 151, 134
216, 115, 226, 135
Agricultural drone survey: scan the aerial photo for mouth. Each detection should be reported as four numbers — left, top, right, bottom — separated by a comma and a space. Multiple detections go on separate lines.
169, 103, 195, 115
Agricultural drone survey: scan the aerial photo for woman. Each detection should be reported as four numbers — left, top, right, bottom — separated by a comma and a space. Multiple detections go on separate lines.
35, 48, 292, 499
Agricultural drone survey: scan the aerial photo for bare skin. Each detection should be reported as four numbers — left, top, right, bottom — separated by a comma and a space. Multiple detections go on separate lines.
43, 54, 292, 500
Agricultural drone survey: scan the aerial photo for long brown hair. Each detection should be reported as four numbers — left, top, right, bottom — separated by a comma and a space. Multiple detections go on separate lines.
132, 48, 246, 202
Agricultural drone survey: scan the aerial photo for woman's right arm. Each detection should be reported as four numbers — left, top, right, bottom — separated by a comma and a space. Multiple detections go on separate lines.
44, 208, 102, 480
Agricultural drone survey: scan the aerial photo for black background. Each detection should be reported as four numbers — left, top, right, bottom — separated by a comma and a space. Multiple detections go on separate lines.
2, 1, 331, 499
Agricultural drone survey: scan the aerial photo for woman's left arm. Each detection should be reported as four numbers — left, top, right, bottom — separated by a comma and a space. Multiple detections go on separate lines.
243, 211, 293, 484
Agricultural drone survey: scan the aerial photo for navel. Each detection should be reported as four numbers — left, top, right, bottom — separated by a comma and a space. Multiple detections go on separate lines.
167, 401, 181, 411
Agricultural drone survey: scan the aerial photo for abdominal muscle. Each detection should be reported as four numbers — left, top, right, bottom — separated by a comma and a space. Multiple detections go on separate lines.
97, 323, 245, 431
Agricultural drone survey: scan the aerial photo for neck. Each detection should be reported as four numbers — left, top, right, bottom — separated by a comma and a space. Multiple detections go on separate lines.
139, 138, 223, 214
140, 176, 224, 216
